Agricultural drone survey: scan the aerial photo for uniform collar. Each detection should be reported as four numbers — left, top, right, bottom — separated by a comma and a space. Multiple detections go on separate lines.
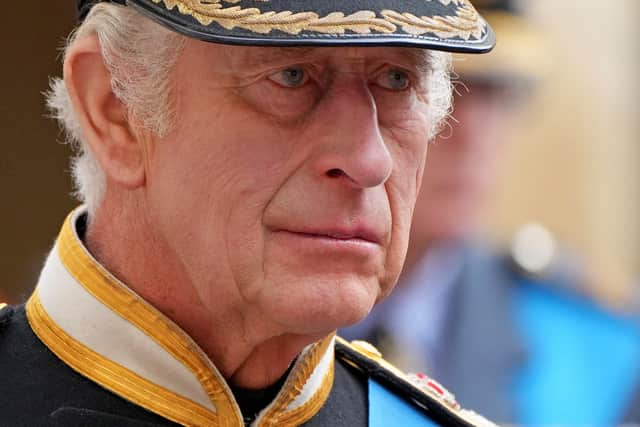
26, 207, 335, 427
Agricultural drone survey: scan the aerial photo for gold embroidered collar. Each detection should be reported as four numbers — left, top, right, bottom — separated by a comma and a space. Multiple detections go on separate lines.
26, 207, 335, 427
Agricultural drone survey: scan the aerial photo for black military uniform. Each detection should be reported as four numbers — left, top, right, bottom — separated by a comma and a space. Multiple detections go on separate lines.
1, 304, 369, 427
0, 305, 492, 427
0, 209, 495, 427
0, 1, 496, 425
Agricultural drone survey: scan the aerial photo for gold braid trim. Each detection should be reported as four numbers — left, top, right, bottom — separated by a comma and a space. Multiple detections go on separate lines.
26, 291, 219, 427
271, 360, 335, 426
56, 212, 243, 426
257, 334, 335, 426
156, 0, 396, 34
151, 0, 485, 38
381, 4, 485, 40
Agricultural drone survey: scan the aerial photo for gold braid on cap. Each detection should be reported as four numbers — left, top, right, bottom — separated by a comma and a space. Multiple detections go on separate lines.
152, 0, 486, 39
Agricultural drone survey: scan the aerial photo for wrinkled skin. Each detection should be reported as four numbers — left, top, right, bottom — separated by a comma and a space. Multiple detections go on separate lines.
69, 39, 437, 387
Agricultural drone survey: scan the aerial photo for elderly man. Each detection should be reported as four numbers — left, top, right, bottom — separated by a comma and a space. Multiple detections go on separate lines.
0, 1, 496, 426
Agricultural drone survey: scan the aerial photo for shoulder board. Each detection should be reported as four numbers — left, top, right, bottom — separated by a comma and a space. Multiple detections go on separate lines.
335, 337, 496, 427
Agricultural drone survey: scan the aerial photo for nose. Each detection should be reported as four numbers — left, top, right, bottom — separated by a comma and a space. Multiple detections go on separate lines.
312, 79, 393, 189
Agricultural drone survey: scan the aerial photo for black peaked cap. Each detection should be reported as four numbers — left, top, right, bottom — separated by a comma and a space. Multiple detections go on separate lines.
77, 0, 495, 53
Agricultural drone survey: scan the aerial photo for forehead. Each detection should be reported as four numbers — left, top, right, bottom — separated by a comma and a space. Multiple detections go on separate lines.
201, 43, 432, 71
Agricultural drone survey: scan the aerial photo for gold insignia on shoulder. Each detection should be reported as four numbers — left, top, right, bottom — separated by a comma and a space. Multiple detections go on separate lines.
0, 303, 7, 311
406, 372, 460, 411
336, 336, 498, 427
346, 339, 407, 378
346, 339, 382, 358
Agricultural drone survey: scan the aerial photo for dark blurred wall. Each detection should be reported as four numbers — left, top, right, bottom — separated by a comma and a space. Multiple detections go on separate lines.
1, 5, 77, 302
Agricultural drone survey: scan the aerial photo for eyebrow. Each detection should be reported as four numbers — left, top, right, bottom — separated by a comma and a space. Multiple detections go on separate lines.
396, 49, 433, 74
239, 46, 432, 72
241, 47, 320, 69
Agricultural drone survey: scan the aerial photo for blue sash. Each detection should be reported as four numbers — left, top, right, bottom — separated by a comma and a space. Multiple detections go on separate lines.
514, 280, 640, 426
369, 379, 440, 426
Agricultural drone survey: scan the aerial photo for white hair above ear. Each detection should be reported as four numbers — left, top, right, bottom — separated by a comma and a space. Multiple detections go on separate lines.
46, 3, 185, 217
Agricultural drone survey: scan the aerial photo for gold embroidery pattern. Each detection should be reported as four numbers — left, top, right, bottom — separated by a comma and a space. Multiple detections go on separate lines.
270, 360, 335, 426
26, 291, 219, 427
257, 334, 335, 426
47, 209, 337, 426
151, 0, 485, 38
269, 360, 335, 427
381, 4, 484, 40
56, 213, 243, 426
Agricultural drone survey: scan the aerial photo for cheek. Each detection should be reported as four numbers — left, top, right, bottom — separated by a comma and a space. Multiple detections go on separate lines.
384, 117, 430, 210
373, 87, 423, 125
378, 119, 429, 289
145, 98, 304, 278
169, 93, 302, 204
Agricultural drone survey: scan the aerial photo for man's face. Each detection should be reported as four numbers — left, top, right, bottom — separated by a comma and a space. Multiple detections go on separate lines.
143, 41, 432, 334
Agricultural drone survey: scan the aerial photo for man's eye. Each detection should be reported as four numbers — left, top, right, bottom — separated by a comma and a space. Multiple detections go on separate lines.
267, 67, 309, 88
376, 69, 411, 91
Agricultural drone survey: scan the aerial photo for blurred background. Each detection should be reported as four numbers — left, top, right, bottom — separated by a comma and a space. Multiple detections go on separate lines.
1, 3, 77, 303
484, 0, 640, 310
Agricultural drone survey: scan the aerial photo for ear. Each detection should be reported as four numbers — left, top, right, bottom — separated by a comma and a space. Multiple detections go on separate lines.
64, 34, 145, 190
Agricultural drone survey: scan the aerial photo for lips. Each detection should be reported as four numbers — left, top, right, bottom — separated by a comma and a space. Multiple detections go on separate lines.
271, 225, 385, 245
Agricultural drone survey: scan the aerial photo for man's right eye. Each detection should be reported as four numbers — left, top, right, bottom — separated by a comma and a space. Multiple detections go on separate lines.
267, 67, 309, 88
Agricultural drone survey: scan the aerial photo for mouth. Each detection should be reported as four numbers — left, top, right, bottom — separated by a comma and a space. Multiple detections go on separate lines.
265, 221, 388, 268
275, 227, 383, 246
266, 224, 386, 258
269, 230, 382, 260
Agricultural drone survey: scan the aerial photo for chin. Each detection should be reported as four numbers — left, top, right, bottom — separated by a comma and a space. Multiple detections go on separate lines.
263, 273, 380, 335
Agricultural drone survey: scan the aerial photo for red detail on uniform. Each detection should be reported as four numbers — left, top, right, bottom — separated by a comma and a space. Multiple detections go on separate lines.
416, 373, 427, 379
427, 381, 444, 395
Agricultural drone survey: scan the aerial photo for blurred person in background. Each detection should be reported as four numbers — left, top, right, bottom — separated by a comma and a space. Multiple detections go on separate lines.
341, 1, 640, 426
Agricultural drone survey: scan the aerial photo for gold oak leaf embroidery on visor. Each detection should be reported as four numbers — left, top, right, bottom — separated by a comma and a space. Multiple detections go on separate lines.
381, 4, 485, 40
152, 0, 486, 38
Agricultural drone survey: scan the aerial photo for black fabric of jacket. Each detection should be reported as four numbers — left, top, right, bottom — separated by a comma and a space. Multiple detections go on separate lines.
0, 305, 367, 427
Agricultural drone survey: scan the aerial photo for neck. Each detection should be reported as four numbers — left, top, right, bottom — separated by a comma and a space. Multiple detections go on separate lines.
85, 195, 323, 389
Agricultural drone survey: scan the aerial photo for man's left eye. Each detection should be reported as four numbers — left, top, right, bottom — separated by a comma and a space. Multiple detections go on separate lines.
376, 69, 411, 91
267, 67, 309, 88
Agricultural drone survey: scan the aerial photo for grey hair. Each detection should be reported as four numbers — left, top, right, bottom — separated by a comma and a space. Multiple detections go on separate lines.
47, 4, 452, 216
426, 51, 454, 140
47, 3, 185, 216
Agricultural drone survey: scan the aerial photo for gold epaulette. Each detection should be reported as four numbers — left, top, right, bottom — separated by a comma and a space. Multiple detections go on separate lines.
0, 303, 7, 311
335, 336, 497, 427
